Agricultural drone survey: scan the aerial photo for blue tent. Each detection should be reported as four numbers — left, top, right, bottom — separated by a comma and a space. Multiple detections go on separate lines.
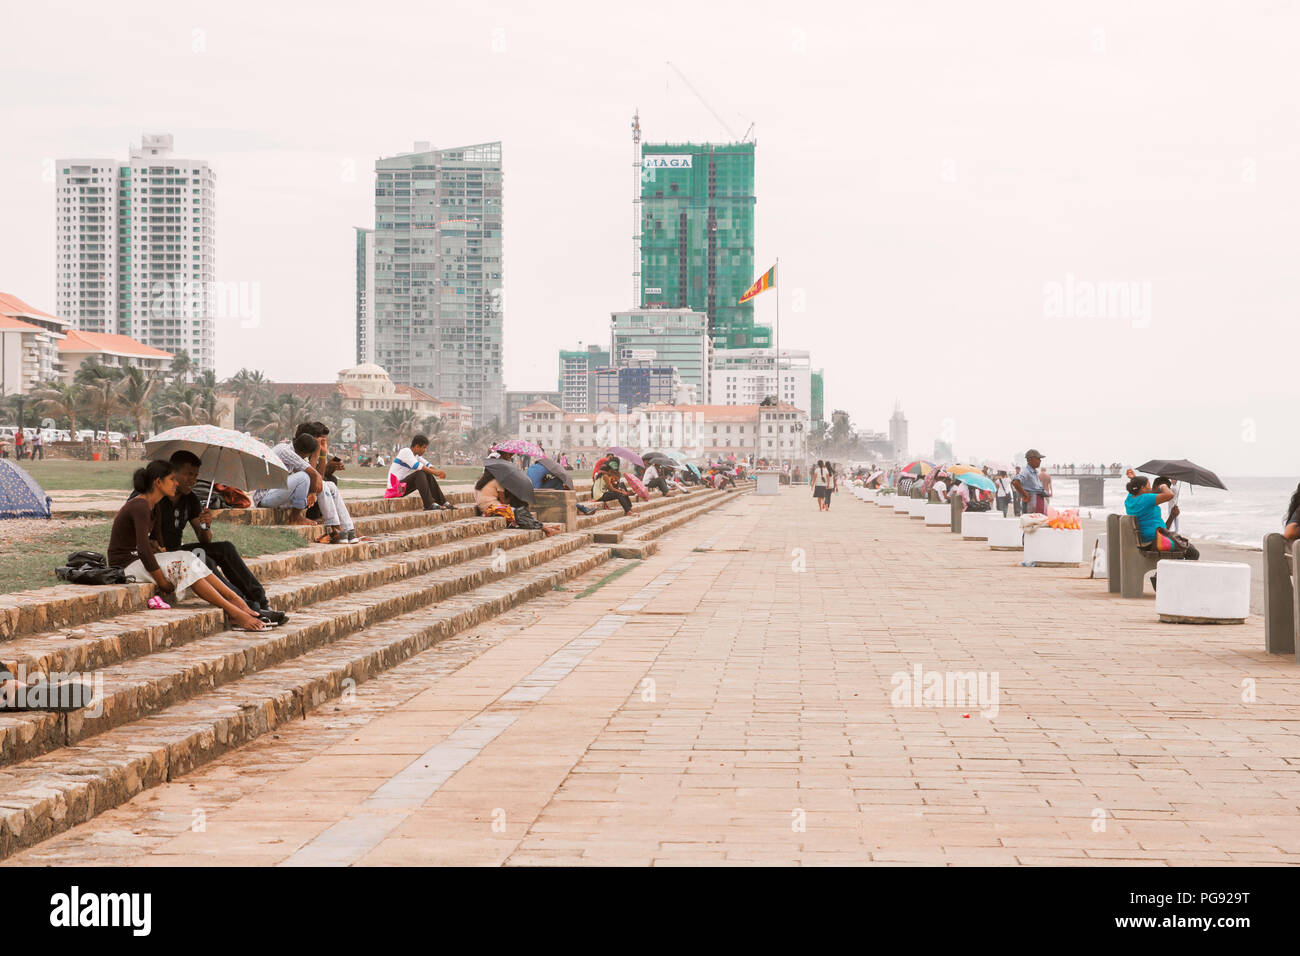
0, 460, 51, 519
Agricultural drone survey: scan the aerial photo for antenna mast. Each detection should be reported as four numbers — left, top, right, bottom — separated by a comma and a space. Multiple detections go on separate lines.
631, 109, 642, 308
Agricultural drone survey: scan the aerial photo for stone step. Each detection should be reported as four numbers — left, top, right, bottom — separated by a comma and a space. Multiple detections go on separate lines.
0, 530, 593, 768
1, 518, 529, 679
0, 543, 613, 859
586, 489, 729, 542
612, 487, 748, 559
0, 505, 496, 642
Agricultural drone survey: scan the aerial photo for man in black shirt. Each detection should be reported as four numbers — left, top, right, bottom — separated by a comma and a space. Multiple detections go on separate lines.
158, 451, 287, 625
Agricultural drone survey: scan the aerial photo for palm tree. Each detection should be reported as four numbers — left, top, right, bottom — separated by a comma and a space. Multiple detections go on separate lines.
380, 408, 421, 449
117, 366, 162, 440
159, 400, 211, 428
169, 349, 194, 384
248, 393, 318, 444
462, 417, 501, 458
224, 368, 271, 429
32, 382, 83, 433
80, 380, 123, 441
73, 359, 124, 388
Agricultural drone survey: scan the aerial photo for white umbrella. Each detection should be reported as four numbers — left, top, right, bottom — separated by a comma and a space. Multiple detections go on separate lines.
145, 424, 289, 507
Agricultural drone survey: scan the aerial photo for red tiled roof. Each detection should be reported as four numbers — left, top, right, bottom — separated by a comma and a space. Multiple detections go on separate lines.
0, 292, 66, 325
0, 314, 44, 333
520, 400, 562, 413
396, 384, 439, 402
58, 329, 172, 359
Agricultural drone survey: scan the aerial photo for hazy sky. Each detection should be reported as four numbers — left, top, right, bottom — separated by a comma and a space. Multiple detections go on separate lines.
3, 0, 1298, 472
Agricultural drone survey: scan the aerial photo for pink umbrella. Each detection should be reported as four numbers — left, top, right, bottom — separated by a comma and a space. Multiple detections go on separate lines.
491, 439, 544, 458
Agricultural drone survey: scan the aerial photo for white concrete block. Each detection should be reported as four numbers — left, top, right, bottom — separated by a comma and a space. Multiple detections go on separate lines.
1023, 527, 1082, 566
755, 472, 781, 496
1156, 561, 1250, 623
907, 497, 928, 518
924, 503, 951, 526
987, 517, 1024, 550
893, 496, 911, 513
960, 511, 995, 540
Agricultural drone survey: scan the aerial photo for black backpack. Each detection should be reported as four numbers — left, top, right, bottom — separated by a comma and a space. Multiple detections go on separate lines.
55, 551, 128, 586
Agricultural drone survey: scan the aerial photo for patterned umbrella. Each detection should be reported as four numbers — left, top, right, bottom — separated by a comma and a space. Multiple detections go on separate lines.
491, 439, 545, 459
624, 473, 650, 501
145, 425, 289, 503
607, 446, 644, 468
900, 459, 935, 476
0, 460, 51, 519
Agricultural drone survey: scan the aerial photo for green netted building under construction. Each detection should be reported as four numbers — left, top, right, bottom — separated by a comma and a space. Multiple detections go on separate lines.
639, 142, 770, 350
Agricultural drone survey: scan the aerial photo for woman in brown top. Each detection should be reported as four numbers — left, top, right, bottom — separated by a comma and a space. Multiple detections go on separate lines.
110, 460, 265, 631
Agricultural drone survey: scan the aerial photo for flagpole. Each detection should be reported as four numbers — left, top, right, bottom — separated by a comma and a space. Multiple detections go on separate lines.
774, 258, 780, 478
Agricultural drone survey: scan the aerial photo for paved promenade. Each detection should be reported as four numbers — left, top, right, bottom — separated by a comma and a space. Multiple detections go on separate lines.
8, 487, 1300, 866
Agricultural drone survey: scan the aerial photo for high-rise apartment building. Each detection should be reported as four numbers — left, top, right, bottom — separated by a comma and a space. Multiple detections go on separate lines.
557, 344, 610, 414
357, 142, 504, 426
889, 402, 910, 461
55, 134, 215, 374
639, 142, 768, 350
610, 308, 711, 404
712, 347, 811, 414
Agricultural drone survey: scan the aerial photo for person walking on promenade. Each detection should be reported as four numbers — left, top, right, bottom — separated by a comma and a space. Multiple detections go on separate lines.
812, 460, 829, 511
1012, 449, 1048, 515
995, 471, 1012, 516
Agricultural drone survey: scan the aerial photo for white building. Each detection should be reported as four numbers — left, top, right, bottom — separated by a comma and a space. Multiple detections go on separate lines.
712, 348, 811, 414
517, 399, 810, 462
610, 308, 711, 403
56, 133, 216, 374
0, 292, 69, 394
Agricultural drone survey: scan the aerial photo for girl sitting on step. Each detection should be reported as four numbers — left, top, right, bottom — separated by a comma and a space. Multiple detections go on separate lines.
109, 460, 267, 632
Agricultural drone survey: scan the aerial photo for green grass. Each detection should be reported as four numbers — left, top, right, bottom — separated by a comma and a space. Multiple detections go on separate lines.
9, 458, 141, 491
0, 520, 305, 595
573, 561, 641, 599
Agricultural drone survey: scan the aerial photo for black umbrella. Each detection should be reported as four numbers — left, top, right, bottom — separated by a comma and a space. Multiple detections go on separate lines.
534, 456, 574, 491
1135, 459, 1227, 491
484, 458, 536, 504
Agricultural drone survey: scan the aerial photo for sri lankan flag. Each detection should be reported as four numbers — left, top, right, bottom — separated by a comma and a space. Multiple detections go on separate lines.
738, 264, 776, 304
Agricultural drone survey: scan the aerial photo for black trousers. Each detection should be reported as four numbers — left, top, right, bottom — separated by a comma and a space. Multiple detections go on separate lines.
402, 470, 449, 509
183, 541, 268, 608
596, 490, 631, 514
646, 477, 672, 496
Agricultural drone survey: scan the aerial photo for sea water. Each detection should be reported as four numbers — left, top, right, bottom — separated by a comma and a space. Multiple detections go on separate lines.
1047, 476, 1296, 550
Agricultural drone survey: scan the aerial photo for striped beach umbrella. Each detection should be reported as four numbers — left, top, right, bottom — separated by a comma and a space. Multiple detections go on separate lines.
900, 459, 935, 477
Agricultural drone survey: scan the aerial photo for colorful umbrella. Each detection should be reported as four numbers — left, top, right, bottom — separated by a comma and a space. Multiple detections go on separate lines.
0, 460, 51, 519
607, 446, 644, 468
623, 473, 650, 501
947, 464, 983, 477
955, 472, 996, 493
491, 439, 544, 459
900, 459, 935, 476
145, 425, 289, 504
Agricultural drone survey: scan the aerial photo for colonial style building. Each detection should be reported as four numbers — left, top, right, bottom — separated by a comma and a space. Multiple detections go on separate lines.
517, 399, 810, 462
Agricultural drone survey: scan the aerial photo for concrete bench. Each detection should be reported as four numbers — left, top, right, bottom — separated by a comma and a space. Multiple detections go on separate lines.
533, 489, 578, 532
988, 517, 1024, 550
924, 503, 950, 525
907, 497, 928, 519
1023, 527, 1082, 567
1155, 561, 1250, 623
1262, 533, 1298, 656
1114, 513, 1164, 598
961, 511, 995, 541
893, 495, 911, 514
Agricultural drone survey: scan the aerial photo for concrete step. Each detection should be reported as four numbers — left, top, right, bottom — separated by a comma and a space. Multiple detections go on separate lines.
612, 487, 749, 558
1, 505, 494, 642
0, 529, 594, 768
0, 543, 613, 860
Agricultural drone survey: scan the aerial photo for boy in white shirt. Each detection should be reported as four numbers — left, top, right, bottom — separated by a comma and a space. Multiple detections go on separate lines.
390, 434, 453, 511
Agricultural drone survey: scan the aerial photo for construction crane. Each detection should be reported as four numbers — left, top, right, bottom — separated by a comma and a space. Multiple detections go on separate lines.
667, 61, 741, 141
